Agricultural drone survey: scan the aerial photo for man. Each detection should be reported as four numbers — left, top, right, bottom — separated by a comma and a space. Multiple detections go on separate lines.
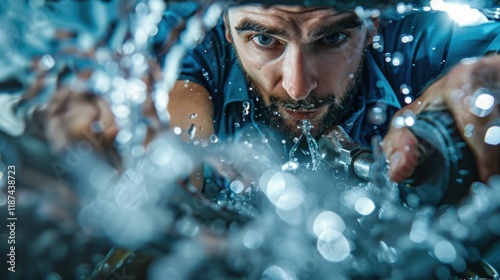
164, 2, 500, 195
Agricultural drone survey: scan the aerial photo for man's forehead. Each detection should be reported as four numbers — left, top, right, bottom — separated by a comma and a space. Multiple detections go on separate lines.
229, 4, 341, 15
228, 0, 384, 12
226, 4, 358, 27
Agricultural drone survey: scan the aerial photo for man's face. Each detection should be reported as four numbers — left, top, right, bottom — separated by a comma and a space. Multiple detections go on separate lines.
225, 5, 377, 138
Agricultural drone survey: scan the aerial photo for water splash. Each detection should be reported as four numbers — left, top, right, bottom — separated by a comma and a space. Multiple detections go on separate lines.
288, 120, 324, 170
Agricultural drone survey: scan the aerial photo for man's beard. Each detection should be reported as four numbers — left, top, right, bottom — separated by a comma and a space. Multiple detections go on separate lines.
236, 53, 364, 140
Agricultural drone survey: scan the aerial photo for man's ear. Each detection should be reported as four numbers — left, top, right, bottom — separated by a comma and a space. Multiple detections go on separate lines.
365, 16, 380, 45
223, 12, 233, 43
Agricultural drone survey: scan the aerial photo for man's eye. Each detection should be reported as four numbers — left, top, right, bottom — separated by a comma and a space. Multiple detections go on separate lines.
321, 32, 348, 45
252, 34, 276, 47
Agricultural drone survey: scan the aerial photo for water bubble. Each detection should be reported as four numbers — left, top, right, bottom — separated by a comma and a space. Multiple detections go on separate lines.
400, 110, 416, 127
404, 96, 413, 104
115, 129, 133, 144
96, 48, 112, 65
469, 88, 495, 117
434, 240, 457, 264
175, 217, 199, 237
372, 35, 384, 51
121, 41, 135, 54
409, 219, 429, 243
464, 124, 474, 138
265, 172, 306, 211
230, 180, 245, 194
368, 104, 387, 125
243, 229, 263, 250
317, 230, 350, 262
189, 113, 198, 119
354, 197, 375, 215
148, 139, 174, 166
400, 84, 411, 95
313, 211, 346, 237
401, 34, 414, 43
146, 24, 159, 36
210, 134, 219, 143
385, 53, 392, 63
262, 265, 294, 280
281, 160, 299, 172
484, 126, 500, 145
39, 54, 55, 70
112, 104, 131, 118
188, 124, 196, 139
173, 127, 182, 135
391, 52, 404, 66
396, 2, 411, 14
135, 2, 149, 16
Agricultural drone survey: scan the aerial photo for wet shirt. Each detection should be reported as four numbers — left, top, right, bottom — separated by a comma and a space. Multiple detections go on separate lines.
161, 3, 500, 150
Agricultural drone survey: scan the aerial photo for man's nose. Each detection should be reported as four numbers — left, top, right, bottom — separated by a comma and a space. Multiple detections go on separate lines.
281, 48, 317, 100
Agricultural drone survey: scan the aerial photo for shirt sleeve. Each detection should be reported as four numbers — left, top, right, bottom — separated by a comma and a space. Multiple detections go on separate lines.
374, 10, 500, 103
156, 2, 232, 94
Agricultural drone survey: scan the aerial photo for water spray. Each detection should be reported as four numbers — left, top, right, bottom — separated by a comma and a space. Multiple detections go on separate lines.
318, 110, 478, 206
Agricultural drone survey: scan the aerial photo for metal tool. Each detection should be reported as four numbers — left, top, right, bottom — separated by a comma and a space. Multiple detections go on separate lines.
318, 110, 478, 205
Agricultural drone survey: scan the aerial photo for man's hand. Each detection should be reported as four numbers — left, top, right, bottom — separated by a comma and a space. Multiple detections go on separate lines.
384, 55, 500, 183
24, 67, 122, 169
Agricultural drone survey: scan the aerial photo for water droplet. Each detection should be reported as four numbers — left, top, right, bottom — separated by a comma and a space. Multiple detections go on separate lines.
39, 54, 55, 70
188, 124, 196, 139
397, 3, 407, 13
355, 197, 375, 215
391, 52, 404, 66
189, 113, 198, 119
243, 229, 263, 250
116, 130, 133, 144
317, 230, 350, 262
281, 160, 299, 171
262, 265, 294, 279
313, 211, 346, 237
402, 110, 416, 127
173, 127, 182, 135
400, 84, 411, 95
464, 123, 474, 138
242, 101, 250, 111
368, 104, 387, 125
434, 240, 456, 263
230, 180, 245, 194
210, 134, 219, 143
401, 34, 414, 43
469, 88, 495, 117
484, 126, 500, 145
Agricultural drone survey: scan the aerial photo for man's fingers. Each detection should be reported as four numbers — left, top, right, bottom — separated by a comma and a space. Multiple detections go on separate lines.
383, 127, 421, 182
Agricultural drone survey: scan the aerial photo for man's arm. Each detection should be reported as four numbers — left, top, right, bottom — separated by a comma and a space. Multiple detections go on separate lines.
167, 80, 215, 192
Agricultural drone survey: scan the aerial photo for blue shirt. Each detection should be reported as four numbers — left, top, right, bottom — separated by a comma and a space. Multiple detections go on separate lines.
160, 3, 500, 156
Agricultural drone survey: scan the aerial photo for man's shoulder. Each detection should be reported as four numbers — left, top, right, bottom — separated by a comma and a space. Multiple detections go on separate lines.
378, 9, 455, 33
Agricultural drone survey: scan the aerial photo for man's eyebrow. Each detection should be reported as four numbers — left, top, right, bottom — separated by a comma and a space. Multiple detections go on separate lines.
234, 19, 287, 37
311, 14, 364, 39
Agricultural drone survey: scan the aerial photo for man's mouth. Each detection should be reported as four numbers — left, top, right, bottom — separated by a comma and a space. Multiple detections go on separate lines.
282, 104, 325, 121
